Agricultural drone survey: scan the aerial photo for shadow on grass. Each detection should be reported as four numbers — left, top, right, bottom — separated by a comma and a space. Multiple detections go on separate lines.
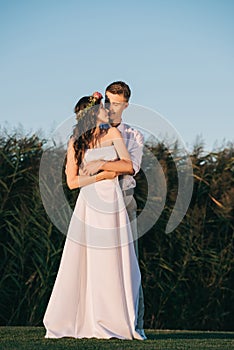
146, 331, 234, 341
1, 328, 234, 350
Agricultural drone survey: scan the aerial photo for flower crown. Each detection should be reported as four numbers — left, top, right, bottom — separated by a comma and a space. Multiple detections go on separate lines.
76, 91, 103, 121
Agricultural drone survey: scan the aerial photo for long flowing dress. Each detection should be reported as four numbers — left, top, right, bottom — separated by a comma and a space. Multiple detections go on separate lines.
43, 145, 143, 340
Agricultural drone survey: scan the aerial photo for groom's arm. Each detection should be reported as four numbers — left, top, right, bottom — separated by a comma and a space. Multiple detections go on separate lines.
82, 159, 134, 176
101, 159, 134, 175
125, 129, 144, 176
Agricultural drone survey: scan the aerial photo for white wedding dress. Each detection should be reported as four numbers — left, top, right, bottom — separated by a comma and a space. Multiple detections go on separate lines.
43, 145, 143, 340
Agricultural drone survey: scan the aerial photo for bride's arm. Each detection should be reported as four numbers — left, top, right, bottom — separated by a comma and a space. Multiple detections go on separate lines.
65, 138, 116, 190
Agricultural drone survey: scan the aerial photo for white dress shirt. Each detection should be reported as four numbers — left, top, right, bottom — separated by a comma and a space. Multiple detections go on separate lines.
117, 123, 144, 190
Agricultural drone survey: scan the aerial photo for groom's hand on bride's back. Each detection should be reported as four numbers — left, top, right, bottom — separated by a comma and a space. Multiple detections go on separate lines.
100, 170, 117, 180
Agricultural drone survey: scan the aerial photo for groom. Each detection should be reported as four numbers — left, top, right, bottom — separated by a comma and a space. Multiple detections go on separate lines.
83, 81, 146, 339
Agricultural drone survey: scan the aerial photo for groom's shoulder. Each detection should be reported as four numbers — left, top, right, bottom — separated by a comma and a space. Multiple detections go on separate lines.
120, 122, 138, 133
121, 123, 144, 141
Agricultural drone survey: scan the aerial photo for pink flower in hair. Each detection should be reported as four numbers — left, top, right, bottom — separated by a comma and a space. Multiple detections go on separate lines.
92, 91, 103, 100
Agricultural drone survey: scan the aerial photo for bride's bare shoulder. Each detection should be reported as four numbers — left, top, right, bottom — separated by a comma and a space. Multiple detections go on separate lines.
107, 127, 121, 137
67, 136, 75, 149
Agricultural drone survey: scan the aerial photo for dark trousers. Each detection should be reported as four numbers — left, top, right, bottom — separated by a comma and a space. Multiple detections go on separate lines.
122, 192, 145, 329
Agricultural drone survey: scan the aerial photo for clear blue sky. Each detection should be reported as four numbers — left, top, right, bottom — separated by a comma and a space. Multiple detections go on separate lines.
1, 0, 233, 151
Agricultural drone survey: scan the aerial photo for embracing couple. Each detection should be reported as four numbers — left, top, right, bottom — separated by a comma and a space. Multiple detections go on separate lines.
43, 81, 147, 340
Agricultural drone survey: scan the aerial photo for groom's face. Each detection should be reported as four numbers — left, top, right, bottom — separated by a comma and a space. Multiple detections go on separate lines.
105, 91, 128, 126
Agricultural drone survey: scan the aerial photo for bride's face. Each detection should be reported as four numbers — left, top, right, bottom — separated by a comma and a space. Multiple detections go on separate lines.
96, 102, 109, 124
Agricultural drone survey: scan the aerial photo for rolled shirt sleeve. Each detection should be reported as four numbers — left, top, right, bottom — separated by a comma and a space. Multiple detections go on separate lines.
118, 123, 144, 190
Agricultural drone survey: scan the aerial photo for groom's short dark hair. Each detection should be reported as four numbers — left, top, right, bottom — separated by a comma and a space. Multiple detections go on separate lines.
105, 81, 131, 102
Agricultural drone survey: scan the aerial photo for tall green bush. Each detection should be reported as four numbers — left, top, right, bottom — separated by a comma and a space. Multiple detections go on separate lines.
0, 132, 233, 330
137, 143, 234, 330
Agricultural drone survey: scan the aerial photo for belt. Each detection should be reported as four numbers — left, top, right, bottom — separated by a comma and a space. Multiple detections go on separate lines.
122, 188, 134, 196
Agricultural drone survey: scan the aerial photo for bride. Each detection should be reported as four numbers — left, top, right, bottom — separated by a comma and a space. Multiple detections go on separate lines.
43, 92, 144, 340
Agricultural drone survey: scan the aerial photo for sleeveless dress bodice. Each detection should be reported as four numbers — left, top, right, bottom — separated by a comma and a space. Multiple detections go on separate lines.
83, 145, 118, 163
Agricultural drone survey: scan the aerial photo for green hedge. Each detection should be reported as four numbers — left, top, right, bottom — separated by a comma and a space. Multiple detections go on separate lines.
0, 133, 233, 330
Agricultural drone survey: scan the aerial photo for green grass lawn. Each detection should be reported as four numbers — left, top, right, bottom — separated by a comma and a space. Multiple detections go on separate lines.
0, 327, 233, 350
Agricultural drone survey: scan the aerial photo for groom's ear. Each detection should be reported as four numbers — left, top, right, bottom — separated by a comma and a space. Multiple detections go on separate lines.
124, 102, 129, 110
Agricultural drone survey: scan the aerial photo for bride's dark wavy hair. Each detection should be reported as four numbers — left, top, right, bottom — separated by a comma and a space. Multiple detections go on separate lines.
71, 94, 105, 167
